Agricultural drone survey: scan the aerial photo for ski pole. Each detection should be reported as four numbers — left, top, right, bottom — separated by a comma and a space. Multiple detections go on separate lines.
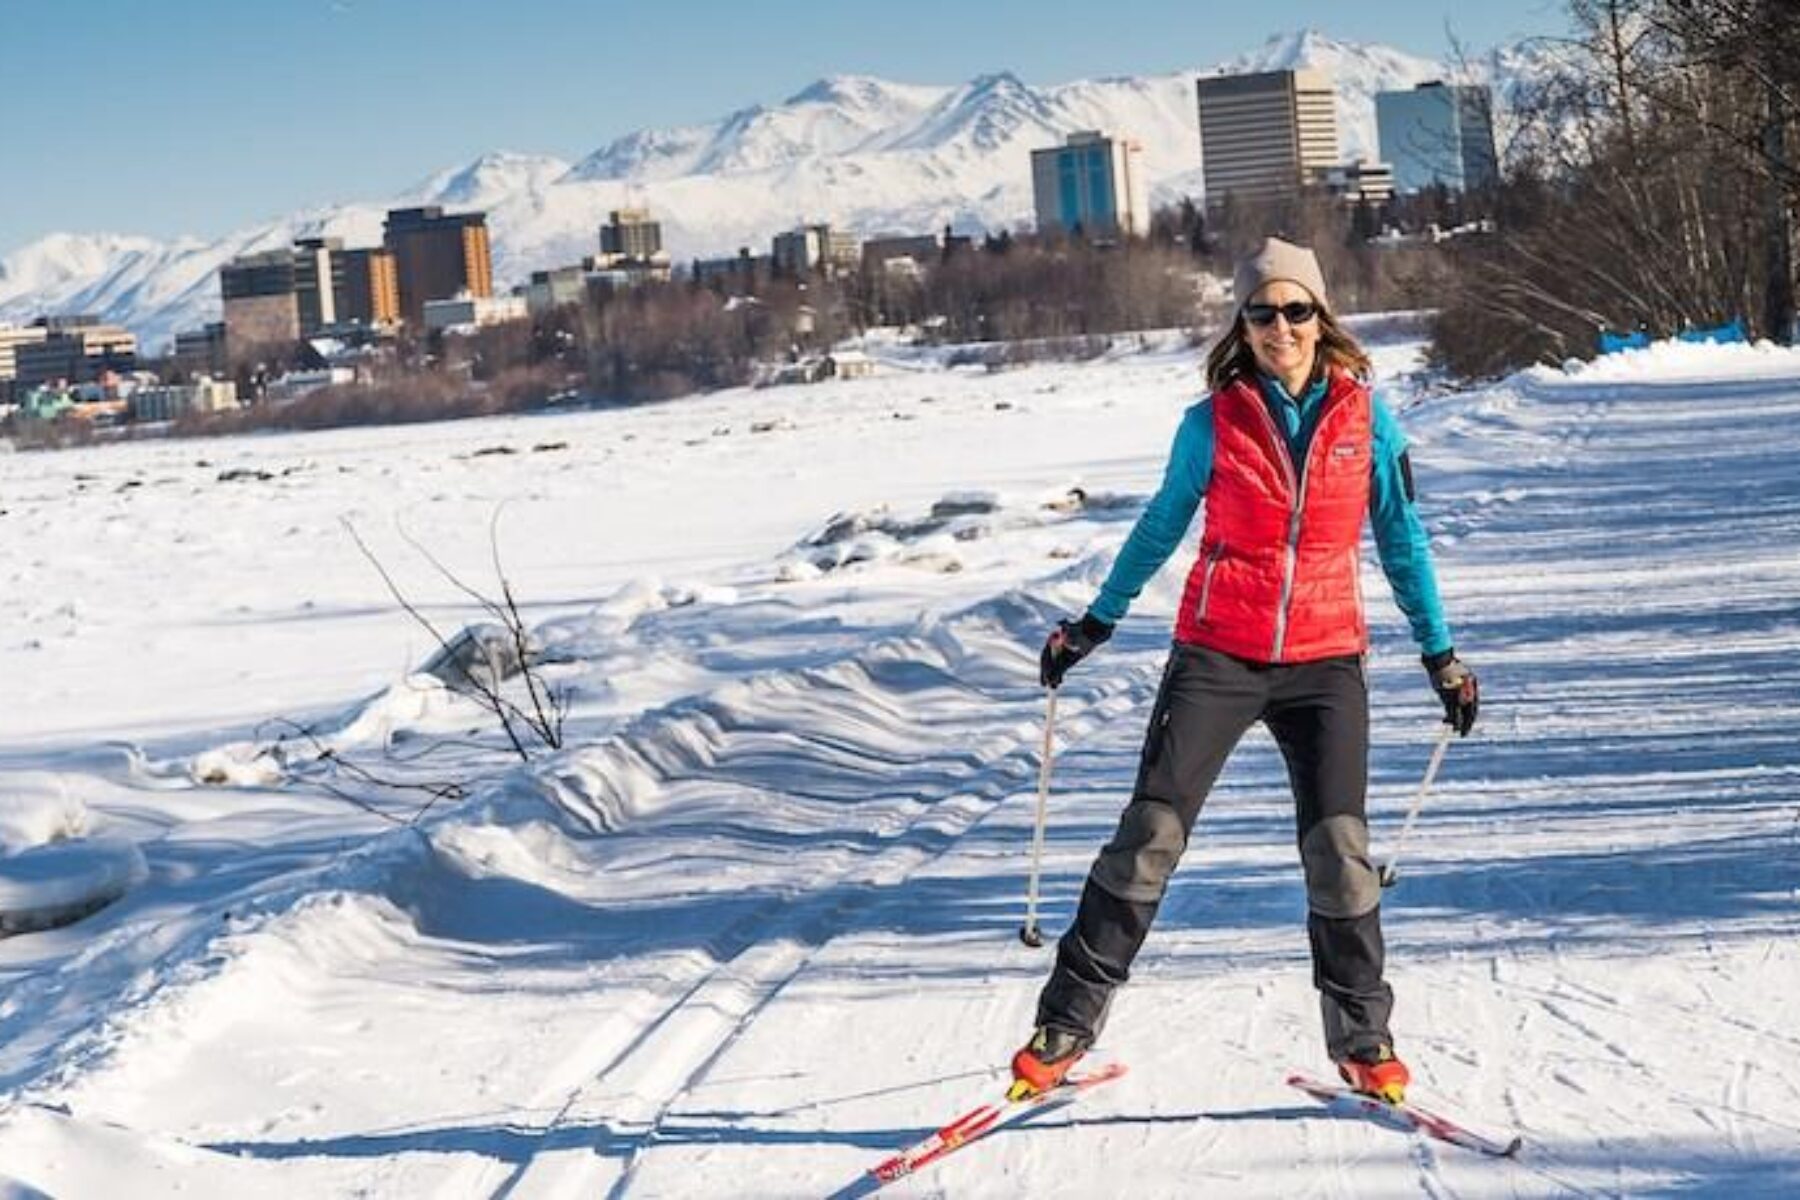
1378, 721, 1456, 889
1019, 688, 1058, 947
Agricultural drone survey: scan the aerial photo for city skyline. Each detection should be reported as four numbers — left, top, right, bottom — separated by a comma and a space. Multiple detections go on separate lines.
0, 0, 1568, 256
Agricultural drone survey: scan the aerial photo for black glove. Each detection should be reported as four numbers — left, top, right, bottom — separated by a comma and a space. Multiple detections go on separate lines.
1424, 649, 1479, 736
1039, 614, 1113, 688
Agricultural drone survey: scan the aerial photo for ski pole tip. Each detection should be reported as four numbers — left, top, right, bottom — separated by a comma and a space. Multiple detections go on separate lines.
1019, 925, 1044, 947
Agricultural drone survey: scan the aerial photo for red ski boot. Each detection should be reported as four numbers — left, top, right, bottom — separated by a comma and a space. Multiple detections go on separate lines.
1336, 1044, 1411, 1104
1008, 1026, 1092, 1101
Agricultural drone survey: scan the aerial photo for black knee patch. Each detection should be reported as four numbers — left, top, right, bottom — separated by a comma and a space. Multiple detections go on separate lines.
1301, 814, 1380, 919
1090, 798, 1187, 905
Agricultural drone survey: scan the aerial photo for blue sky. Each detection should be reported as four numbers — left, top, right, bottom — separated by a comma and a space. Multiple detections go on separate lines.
0, 0, 1568, 255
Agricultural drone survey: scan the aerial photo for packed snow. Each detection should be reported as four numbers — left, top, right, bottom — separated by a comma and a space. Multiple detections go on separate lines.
2, 329, 1798, 1197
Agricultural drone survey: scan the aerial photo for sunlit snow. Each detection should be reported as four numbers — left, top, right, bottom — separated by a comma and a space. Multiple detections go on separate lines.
1, 330, 1798, 1197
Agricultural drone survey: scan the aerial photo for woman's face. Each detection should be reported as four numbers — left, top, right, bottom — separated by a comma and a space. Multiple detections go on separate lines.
1244, 280, 1321, 383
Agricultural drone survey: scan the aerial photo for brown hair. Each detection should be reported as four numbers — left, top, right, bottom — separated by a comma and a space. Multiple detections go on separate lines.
1204, 305, 1373, 391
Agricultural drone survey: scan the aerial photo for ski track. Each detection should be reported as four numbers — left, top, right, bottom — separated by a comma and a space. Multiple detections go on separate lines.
441, 635, 1162, 1199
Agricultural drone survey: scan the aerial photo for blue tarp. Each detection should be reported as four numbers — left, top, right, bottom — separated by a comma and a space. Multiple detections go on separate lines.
1599, 319, 1749, 354
1676, 319, 1748, 345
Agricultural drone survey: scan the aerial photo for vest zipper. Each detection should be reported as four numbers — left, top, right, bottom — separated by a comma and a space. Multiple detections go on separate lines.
1195, 540, 1226, 624
1245, 394, 1302, 661
1247, 379, 1349, 662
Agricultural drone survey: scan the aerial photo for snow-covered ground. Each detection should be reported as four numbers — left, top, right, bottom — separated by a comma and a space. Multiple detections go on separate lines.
1, 330, 1798, 1197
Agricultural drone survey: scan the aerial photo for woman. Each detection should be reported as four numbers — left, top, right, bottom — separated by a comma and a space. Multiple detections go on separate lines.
1011, 236, 1478, 1105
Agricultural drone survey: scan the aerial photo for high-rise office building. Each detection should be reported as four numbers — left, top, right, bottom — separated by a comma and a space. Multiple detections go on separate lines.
336, 248, 400, 326
1196, 68, 1340, 204
292, 238, 343, 333
11, 316, 136, 388
174, 322, 229, 379
383, 206, 493, 323
599, 208, 664, 263
1030, 131, 1150, 241
1375, 82, 1499, 194
220, 250, 302, 361
0, 324, 49, 399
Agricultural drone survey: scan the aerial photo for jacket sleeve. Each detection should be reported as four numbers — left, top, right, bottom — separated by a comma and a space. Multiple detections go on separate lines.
1368, 395, 1454, 656
1090, 400, 1213, 624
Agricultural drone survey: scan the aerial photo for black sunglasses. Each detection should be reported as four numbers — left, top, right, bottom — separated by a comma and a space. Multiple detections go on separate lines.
1243, 301, 1318, 328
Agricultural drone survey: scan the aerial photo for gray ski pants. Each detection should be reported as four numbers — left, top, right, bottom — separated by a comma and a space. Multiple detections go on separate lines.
1035, 642, 1394, 1062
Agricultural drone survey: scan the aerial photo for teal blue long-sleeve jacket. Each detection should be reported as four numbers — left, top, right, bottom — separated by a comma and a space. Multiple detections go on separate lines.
1089, 373, 1454, 656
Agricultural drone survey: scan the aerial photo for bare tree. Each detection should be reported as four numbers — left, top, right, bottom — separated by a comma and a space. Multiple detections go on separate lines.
1428, 0, 1795, 376
344, 511, 568, 761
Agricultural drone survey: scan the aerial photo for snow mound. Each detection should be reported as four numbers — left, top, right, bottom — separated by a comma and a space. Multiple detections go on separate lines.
0, 837, 147, 935
777, 486, 1145, 580
588, 576, 732, 625
0, 1173, 51, 1200
188, 744, 285, 788
186, 674, 469, 789
0, 1102, 330, 1197
0, 774, 88, 852
1536, 338, 1800, 385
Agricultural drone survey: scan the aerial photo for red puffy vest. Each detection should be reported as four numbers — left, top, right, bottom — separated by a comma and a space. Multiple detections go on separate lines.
1173, 372, 1372, 663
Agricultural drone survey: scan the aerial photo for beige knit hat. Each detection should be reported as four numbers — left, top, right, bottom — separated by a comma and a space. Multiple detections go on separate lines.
1233, 236, 1329, 311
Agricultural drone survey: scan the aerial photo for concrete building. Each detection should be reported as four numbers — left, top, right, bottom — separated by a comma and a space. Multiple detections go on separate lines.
596, 256, 671, 288
11, 316, 137, 389
383, 206, 493, 324
1196, 69, 1340, 204
771, 224, 862, 278
821, 228, 861, 274
0, 324, 49, 401
861, 234, 941, 275
1321, 160, 1396, 205
174, 322, 229, 379
525, 266, 588, 316
421, 292, 528, 332
1030, 131, 1150, 241
772, 227, 822, 277
691, 250, 771, 293
585, 259, 673, 302
1376, 82, 1499, 194
599, 208, 664, 263
265, 367, 355, 404
221, 250, 302, 361
130, 377, 239, 423
335, 247, 400, 327
221, 240, 396, 361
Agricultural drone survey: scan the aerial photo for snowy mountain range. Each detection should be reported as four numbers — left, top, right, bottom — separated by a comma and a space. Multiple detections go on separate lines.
0, 30, 1548, 353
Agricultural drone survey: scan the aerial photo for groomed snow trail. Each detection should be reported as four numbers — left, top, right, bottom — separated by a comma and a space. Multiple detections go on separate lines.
597, 356, 1800, 1198
2, 338, 1798, 1197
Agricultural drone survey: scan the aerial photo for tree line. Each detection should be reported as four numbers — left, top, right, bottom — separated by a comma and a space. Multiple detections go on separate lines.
1430, 0, 1798, 377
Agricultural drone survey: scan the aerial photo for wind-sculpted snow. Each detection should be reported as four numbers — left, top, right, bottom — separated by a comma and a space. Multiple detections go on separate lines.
3, 333, 1800, 1195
